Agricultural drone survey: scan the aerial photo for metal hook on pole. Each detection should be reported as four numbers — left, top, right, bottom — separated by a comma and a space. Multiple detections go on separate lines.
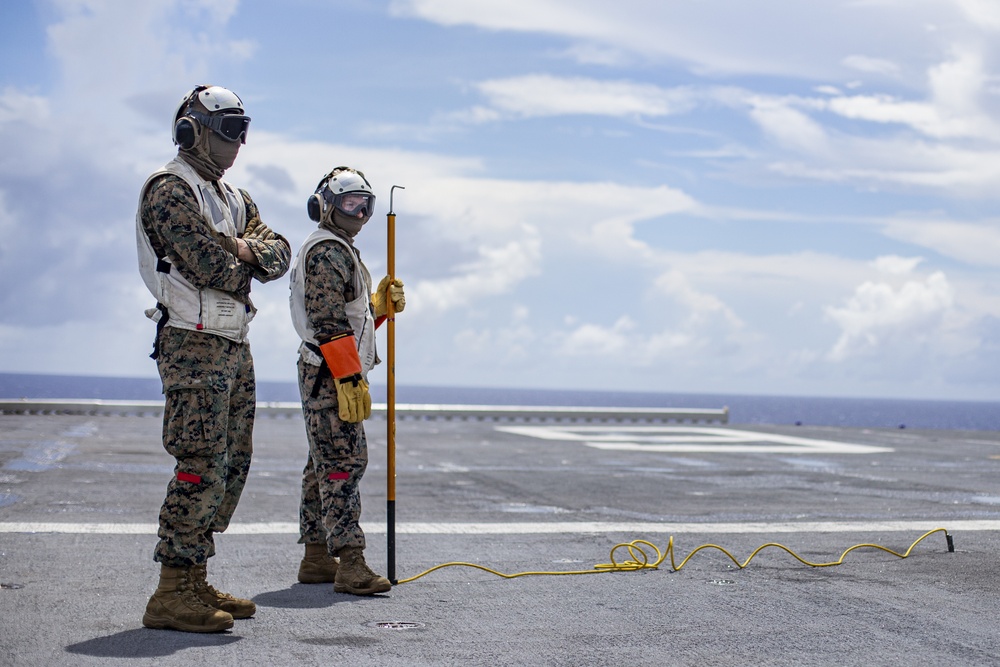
386, 185, 404, 584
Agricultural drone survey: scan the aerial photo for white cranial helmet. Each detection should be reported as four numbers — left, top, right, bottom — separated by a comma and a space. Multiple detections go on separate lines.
308, 167, 377, 222
171, 85, 249, 147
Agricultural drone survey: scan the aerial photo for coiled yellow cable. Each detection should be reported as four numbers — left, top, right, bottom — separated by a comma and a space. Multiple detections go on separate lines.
395, 528, 952, 584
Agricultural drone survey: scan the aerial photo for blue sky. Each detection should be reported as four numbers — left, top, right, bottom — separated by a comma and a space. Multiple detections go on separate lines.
1, 0, 999, 401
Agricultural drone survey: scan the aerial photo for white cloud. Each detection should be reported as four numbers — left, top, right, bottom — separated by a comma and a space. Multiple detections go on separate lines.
766, 140, 1000, 195
387, 174, 696, 317
842, 55, 901, 76
0, 88, 58, 174
880, 219, 1000, 267
825, 270, 955, 361
827, 95, 945, 134
758, 50, 1000, 195
955, 0, 1000, 31
560, 316, 636, 356
474, 75, 696, 119
814, 85, 843, 96
0, 191, 12, 237
748, 99, 832, 155
453, 321, 535, 361
459, 70, 1000, 198
929, 49, 987, 115
440, 106, 505, 126
827, 50, 1000, 140
0, 87, 49, 124
556, 43, 632, 67
654, 269, 744, 332
46, 0, 254, 104
554, 268, 747, 365
871, 255, 924, 275
447, 55, 1000, 199
390, 0, 610, 34
656, 250, 868, 300
408, 237, 543, 314
392, 0, 977, 83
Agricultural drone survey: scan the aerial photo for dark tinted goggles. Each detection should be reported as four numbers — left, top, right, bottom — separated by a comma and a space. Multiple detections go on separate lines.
327, 191, 376, 218
191, 110, 251, 144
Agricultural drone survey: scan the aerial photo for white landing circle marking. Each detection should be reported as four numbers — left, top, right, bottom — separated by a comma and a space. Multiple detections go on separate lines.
495, 425, 893, 454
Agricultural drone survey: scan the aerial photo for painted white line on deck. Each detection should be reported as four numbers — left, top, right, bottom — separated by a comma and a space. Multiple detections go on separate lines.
0, 519, 990, 535
496, 425, 893, 454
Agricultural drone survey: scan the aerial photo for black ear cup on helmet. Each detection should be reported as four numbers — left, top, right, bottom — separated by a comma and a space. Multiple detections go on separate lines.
307, 193, 324, 222
172, 84, 211, 149
173, 116, 200, 150
307, 169, 339, 222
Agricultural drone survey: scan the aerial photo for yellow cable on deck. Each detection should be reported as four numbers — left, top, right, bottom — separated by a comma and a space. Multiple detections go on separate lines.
395, 528, 953, 584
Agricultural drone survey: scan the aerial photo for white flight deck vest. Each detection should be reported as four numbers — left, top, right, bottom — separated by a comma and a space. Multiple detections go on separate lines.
136, 157, 254, 342
289, 229, 377, 378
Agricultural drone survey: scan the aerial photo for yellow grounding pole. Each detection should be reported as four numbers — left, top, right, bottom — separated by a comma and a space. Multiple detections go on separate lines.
386, 185, 404, 585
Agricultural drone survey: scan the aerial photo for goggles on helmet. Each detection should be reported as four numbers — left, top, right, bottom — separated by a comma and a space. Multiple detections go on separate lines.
190, 110, 251, 144
325, 190, 376, 218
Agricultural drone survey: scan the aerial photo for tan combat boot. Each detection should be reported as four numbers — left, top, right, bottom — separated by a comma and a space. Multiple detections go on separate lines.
334, 547, 391, 595
298, 543, 339, 584
142, 565, 234, 632
190, 562, 256, 619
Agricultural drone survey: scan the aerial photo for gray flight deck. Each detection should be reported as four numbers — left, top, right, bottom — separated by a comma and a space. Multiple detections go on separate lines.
2, 401, 1000, 666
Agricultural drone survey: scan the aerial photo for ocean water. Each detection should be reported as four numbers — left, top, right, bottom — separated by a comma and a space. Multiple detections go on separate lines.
0, 372, 996, 431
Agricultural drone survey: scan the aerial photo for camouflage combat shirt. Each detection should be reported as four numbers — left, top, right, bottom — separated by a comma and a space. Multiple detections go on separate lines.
139, 172, 291, 304
302, 237, 366, 341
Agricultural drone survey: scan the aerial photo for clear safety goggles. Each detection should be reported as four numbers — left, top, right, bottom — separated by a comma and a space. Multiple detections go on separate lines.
191, 110, 251, 144
327, 191, 376, 218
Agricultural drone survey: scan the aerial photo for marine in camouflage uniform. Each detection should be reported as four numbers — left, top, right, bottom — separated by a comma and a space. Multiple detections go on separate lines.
140, 183, 289, 566
298, 240, 370, 551
289, 166, 404, 595
136, 85, 290, 633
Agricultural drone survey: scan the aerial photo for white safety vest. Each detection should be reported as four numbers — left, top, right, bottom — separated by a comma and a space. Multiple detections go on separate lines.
136, 157, 254, 342
289, 229, 377, 378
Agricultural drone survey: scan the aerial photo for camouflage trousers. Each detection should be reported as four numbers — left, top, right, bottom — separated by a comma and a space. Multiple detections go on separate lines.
297, 356, 368, 553
153, 326, 256, 567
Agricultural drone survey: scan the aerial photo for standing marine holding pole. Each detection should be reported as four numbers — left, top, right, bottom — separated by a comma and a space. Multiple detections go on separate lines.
136, 85, 291, 632
289, 165, 405, 595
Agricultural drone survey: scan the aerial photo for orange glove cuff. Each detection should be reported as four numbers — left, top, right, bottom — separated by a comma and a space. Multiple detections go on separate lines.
319, 333, 362, 378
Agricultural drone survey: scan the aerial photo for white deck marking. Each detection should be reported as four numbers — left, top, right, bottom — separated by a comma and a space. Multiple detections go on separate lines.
496, 425, 893, 454
0, 520, 986, 535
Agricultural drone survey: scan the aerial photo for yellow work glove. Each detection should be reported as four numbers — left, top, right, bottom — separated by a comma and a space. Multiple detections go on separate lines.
318, 332, 372, 423
333, 373, 372, 423
372, 276, 405, 318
